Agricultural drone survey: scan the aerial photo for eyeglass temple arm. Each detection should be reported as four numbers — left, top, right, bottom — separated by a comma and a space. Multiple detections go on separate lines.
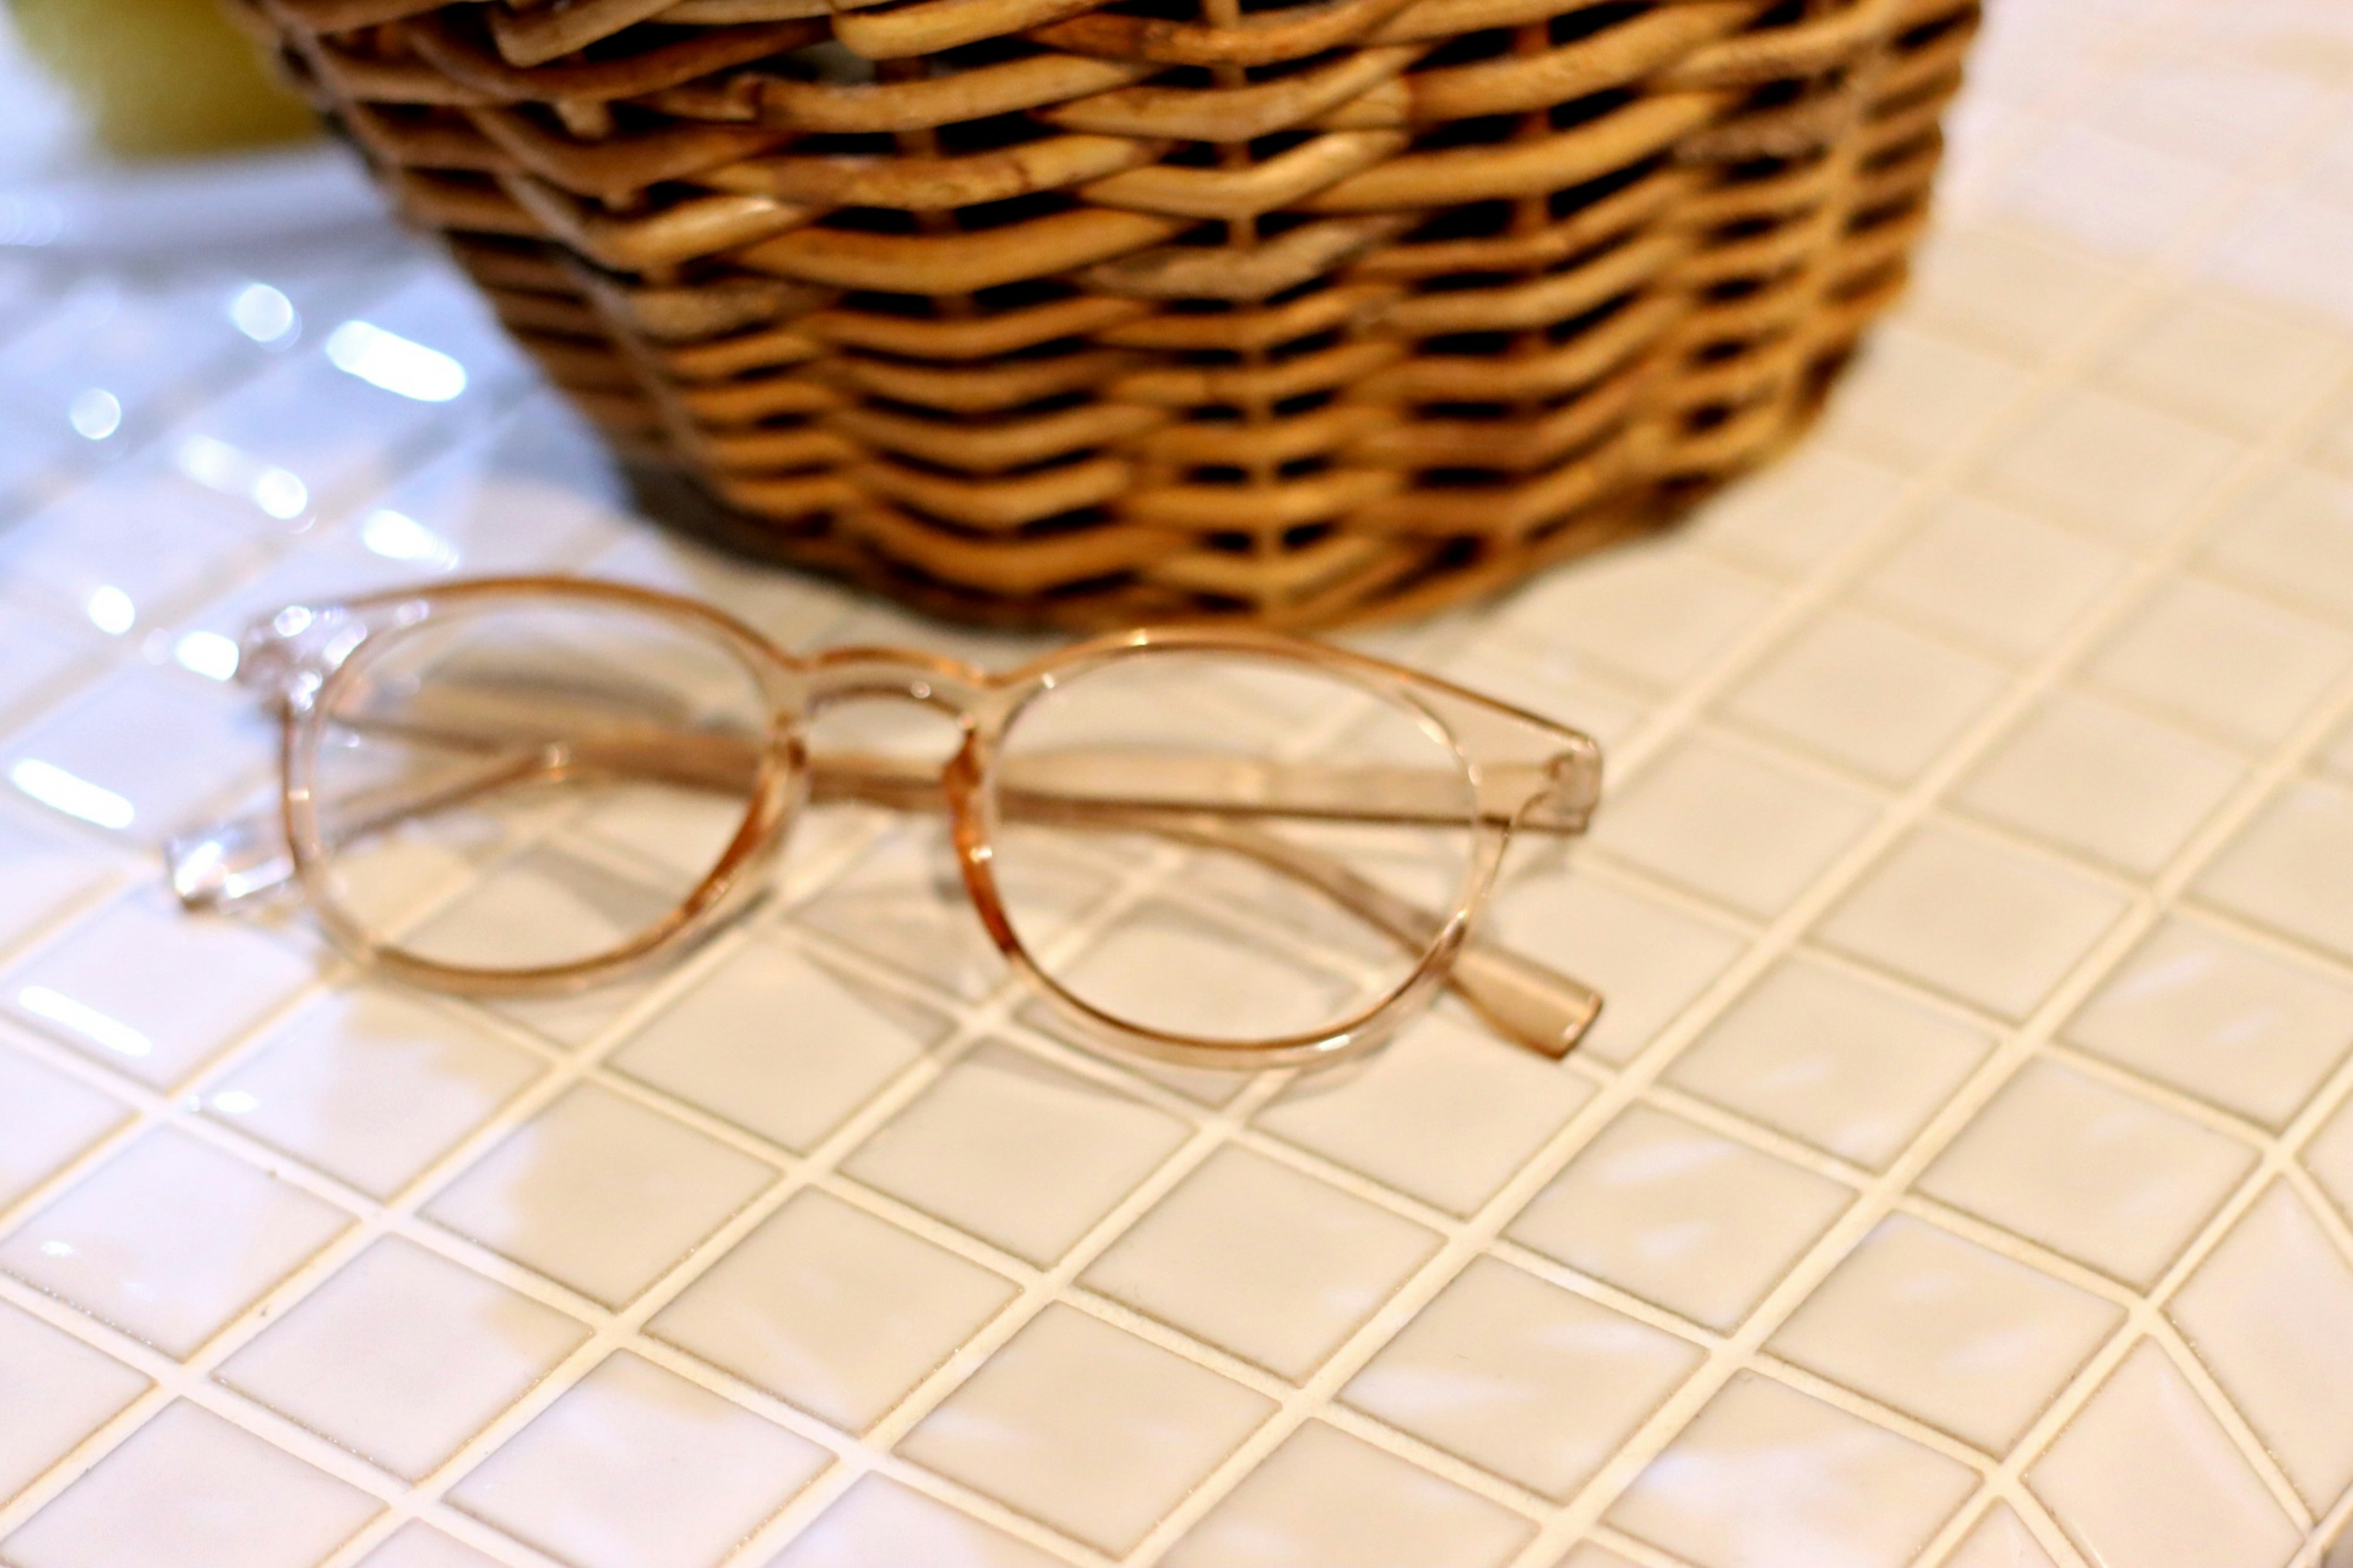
170, 719, 1602, 1058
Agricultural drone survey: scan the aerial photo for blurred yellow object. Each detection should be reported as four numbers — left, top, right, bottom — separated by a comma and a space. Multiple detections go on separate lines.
10, 0, 316, 161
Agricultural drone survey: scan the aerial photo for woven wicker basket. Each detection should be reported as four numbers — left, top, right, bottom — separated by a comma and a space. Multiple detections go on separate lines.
233, 0, 1975, 628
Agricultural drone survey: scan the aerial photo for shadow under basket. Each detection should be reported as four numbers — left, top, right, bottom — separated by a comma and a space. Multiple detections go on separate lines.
235, 0, 1977, 629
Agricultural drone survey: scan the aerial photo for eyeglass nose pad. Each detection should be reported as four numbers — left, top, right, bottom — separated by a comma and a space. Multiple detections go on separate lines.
940, 736, 1021, 958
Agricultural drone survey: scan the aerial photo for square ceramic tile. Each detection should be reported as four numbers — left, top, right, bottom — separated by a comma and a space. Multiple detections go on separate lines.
0, 1401, 380, 1568
1817, 325, 2029, 469
2204, 464, 2353, 622
0, 600, 93, 729
1989, 123, 2229, 259
423, 1083, 776, 1308
800, 827, 1097, 1002
1, 478, 265, 640
1030, 903, 1363, 1049
2200, 189, 2353, 326
1819, 826, 2128, 1021
608, 940, 939, 1154
2064, 915, 2353, 1129
1507, 1104, 1854, 1331
0, 1127, 351, 1357
1436, 638, 1649, 756
1, 665, 273, 843
2170, 1182, 2353, 1510
391, 838, 697, 995
218, 1236, 589, 1480
1162, 1421, 1532, 1568
2088, 575, 2353, 751
201, 987, 542, 1199
1489, 872, 1746, 1066
2195, 779, 2353, 964
1943, 1506, 2060, 1568
1918, 1059, 2257, 1289
449, 1351, 830, 1568
1, 890, 317, 1089
1721, 610, 2008, 784
2100, 294, 2347, 437
1953, 694, 2245, 877
898, 1305, 1274, 1555
2029, 1341, 2302, 1568
1687, 447, 1908, 577
650, 1188, 1017, 1433
763, 1476, 1064, 1568
1493, 543, 1777, 692
0, 1300, 148, 1504
1665, 958, 1993, 1171
1971, 385, 2240, 544
843, 1043, 1191, 1266
1344, 1257, 1702, 1501
0, 809, 120, 964
0, 1038, 128, 1211
358, 1524, 509, 1568
2083, 59, 2321, 169
1860, 496, 2128, 662
1080, 1146, 1439, 1382
1767, 1214, 2121, 1454
2308, 1096, 2353, 1233
1586, 737, 1879, 918
1607, 1372, 1977, 1568
1902, 225, 2127, 363
1256, 1010, 1594, 1216
168, 350, 450, 520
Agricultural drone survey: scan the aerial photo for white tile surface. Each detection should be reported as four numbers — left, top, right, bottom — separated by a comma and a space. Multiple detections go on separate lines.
1256, 1011, 1594, 1216
8, 10, 2353, 1562
843, 1043, 1191, 1266
1586, 736, 1879, 918
1767, 1214, 2121, 1455
650, 1188, 1017, 1432
0, 1038, 127, 1212
2029, 1341, 2303, 1568
2, 892, 317, 1089
1665, 958, 1992, 1171
1082, 1146, 1439, 1382
899, 1305, 1273, 1555
1919, 1060, 2257, 1289
1344, 1257, 1701, 1501
2196, 778, 2353, 964
1721, 610, 2008, 785
0, 1127, 352, 1357
357, 1523, 509, 1568
1509, 1105, 1853, 1331
424, 1084, 775, 1308
1819, 827, 2129, 1021
201, 988, 543, 1198
1162, 1421, 1531, 1568
217, 1236, 588, 1480
0, 1401, 379, 1568
1955, 694, 2245, 876
764, 1476, 1063, 1568
449, 1350, 828, 1568
1606, 1372, 1977, 1568
608, 940, 938, 1154
2064, 915, 2353, 1129
2169, 1183, 2353, 1510
0, 1301, 147, 1505
2086, 576, 2353, 751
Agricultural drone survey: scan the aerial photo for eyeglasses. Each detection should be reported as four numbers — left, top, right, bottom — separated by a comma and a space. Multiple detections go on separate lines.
168, 575, 1605, 1073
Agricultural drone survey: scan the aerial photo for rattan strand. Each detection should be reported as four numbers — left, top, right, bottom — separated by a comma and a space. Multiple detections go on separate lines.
234, 0, 1977, 627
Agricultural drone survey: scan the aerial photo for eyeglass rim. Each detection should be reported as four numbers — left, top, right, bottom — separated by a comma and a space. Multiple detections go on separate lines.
261, 574, 1595, 1072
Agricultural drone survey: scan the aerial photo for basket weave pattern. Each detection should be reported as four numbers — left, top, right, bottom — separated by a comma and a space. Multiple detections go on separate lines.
237, 0, 1976, 627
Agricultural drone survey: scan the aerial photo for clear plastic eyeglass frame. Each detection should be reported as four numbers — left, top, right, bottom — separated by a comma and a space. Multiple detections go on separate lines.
170, 576, 1607, 1074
